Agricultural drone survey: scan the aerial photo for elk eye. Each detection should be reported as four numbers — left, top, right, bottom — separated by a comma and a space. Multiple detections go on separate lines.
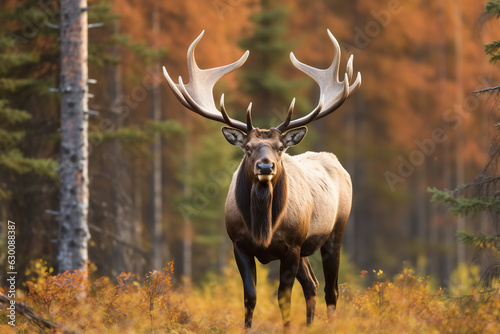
245, 145, 251, 152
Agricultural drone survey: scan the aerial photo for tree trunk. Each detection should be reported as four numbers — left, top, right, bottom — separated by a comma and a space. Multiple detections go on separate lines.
58, 0, 90, 273
432, 0, 447, 283
415, 169, 428, 276
150, 80, 163, 270
181, 113, 193, 284
454, 0, 466, 266
344, 0, 369, 269
150, 2, 166, 270
107, 22, 144, 276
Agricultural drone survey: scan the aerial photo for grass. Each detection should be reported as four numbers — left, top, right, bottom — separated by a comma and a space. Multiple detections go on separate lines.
1, 260, 499, 333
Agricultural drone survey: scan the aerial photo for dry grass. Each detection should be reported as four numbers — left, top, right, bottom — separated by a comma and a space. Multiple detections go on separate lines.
1, 260, 499, 333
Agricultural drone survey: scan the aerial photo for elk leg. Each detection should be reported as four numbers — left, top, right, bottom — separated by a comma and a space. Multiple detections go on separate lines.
278, 249, 300, 329
296, 257, 319, 326
234, 245, 257, 328
321, 222, 346, 319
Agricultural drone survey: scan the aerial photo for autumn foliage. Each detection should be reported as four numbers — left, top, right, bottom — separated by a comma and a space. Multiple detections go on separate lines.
1, 261, 499, 333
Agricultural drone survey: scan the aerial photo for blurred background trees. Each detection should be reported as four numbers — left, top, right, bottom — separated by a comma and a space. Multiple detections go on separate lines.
0, 0, 499, 287
430, 0, 500, 288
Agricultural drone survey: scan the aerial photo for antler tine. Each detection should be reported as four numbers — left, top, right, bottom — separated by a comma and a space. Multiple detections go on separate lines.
163, 67, 190, 109
163, 31, 251, 133
277, 29, 361, 132
285, 95, 325, 130
346, 54, 362, 95
275, 98, 295, 132
219, 94, 233, 125
246, 102, 254, 132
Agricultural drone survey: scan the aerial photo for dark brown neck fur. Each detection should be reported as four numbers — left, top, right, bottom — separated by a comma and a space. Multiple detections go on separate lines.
235, 160, 288, 247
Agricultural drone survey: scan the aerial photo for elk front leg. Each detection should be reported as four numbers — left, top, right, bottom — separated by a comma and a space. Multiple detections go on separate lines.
278, 248, 300, 329
234, 244, 257, 328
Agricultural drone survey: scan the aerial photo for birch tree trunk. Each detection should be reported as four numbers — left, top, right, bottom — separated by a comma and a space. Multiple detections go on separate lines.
58, 0, 90, 273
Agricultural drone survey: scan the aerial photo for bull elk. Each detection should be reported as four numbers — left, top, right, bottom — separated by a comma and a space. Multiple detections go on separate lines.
163, 30, 361, 329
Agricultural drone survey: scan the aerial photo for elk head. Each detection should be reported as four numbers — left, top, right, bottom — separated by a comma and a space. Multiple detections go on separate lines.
221, 126, 306, 183
163, 30, 361, 185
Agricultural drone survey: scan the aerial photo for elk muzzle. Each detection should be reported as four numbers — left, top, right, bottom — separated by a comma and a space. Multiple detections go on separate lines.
257, 163, 275, 182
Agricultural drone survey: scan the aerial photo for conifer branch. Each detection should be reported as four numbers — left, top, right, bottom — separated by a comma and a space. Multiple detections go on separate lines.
428, 187, 500, 216
456, 231, 500, 255
485, 0, 500, 18
479, 262, 500, 287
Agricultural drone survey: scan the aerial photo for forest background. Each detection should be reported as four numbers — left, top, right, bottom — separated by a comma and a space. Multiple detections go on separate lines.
1, 0, 500, 294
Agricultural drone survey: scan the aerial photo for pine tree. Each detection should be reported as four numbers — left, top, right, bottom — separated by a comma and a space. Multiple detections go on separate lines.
0, 2, 61, 280
238, 0, 309, 124
0, 6, 59, 197
0, 37, 58, 201
485, 0, 500, 64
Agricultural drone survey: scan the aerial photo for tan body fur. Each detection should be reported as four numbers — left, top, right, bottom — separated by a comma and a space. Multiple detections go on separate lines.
225, 152, 352, 263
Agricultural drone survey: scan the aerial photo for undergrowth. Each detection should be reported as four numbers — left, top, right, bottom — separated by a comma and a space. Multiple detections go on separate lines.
1, 261, 499, 333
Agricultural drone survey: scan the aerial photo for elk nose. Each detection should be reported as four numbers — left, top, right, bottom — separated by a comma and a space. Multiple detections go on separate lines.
257, 163, 274, 175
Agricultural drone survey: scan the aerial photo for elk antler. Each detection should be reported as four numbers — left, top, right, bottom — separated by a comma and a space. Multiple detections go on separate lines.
163, 31, 253, 133
276, 29, 361, 133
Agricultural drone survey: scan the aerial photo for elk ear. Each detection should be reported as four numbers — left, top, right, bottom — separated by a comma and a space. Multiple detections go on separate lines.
222, 127, 247, 147
283, 127, 308, 147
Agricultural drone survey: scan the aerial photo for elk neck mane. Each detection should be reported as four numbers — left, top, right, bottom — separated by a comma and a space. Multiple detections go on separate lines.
235, 158, 288, 247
